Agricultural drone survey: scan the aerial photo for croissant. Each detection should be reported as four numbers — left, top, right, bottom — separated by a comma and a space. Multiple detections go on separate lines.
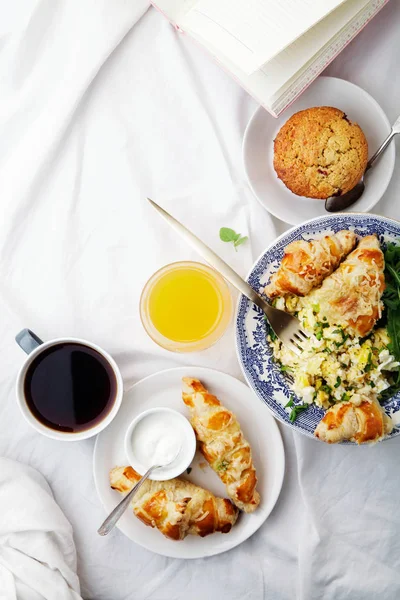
314, 399, 393, 444
307, 235, 385, 337
182, 378, 260, 513
110, 466, 239, 540
265, 230, 356, 298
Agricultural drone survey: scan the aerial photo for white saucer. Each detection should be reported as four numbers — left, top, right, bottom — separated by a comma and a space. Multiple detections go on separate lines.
243, 76, 395, 225
94, 366, 285, 559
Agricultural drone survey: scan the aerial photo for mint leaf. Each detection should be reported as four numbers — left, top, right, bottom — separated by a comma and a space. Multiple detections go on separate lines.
219, 227, 237, 242
219, 227, 249, 252
234, 236, 248, 248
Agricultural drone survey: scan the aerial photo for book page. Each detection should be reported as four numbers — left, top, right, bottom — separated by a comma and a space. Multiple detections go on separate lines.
260, 0, 369, 97
152, 0, 199, 23
178, 0, 381, 115
181, 0, 347, 74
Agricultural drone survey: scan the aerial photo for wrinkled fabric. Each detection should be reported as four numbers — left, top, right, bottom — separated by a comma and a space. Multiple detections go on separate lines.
0, 0, 400, 599
0, 458, 81, 600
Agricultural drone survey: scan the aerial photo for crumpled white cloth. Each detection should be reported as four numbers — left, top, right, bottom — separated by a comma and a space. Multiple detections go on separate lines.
1, 0, 400, 599
0, 458, 81, 600
0, 1, 277, 599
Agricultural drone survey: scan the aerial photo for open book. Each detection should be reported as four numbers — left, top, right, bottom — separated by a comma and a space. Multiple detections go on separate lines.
153, 0, 388, 117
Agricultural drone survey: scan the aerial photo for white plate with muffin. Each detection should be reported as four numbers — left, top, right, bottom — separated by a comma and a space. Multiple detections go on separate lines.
243, 76, 395, 225
94, 366, 285, 559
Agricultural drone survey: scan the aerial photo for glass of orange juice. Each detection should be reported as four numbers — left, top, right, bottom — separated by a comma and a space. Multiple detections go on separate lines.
140, 261, 233, 352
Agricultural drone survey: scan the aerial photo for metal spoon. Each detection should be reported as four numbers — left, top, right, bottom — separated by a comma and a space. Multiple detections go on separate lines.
325, 114, 400, 212
97, 447, 181, 536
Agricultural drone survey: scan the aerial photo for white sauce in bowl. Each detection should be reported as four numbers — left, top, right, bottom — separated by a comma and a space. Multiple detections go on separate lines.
132, 417, 182, 468
125, 408, 196, 480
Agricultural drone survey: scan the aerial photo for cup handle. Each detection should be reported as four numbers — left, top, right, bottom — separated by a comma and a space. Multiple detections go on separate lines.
15, 329, 44, 354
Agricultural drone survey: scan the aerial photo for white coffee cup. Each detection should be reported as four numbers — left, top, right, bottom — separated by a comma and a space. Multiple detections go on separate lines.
15, 329, 123, 441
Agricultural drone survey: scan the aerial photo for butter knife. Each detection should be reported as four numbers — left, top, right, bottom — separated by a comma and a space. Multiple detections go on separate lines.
147, 198, 309, 354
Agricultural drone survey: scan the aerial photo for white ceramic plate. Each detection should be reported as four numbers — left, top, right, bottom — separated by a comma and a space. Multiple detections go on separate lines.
94, 366, 285, 559
243, 77, 395, 225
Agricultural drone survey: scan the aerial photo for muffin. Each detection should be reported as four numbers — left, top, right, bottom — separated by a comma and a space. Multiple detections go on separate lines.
273, 106, 368, 199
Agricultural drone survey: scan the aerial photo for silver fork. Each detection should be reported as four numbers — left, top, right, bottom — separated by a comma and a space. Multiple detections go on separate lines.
147, 198, 309, 355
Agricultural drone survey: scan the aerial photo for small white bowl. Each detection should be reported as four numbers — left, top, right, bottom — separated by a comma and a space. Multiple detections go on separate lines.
124, 407, 196, 481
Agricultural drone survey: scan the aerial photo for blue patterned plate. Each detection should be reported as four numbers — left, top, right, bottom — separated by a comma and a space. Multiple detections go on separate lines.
235, 213, 400, 441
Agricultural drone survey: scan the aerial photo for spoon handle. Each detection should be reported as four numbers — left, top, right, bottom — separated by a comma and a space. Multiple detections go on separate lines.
367, 128, 399, 171
97, 465, 156, 536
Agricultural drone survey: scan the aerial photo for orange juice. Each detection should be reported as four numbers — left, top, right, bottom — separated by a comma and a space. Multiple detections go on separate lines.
140, 262, 232, 352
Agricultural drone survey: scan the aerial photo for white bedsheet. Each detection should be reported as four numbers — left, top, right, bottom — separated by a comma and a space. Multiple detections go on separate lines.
0, 1, 400, 598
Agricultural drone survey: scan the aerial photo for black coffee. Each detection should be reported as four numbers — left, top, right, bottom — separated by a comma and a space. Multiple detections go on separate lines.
24, 343, 117, 433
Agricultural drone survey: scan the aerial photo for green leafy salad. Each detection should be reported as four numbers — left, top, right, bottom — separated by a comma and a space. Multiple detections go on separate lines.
380, 243, 400, 400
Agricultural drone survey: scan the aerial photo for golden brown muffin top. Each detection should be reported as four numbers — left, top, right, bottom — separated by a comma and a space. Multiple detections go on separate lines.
273, 106, 368, 199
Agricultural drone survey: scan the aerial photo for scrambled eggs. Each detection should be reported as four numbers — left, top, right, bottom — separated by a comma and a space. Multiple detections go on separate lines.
270, 296, 399, 409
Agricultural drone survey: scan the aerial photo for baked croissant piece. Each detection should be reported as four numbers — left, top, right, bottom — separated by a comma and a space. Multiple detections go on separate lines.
307, 235, 385, 337
182, 377, 260, 513
110, 466, 239, 540
265, 230, 356, 298
315, 399, 393, 444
